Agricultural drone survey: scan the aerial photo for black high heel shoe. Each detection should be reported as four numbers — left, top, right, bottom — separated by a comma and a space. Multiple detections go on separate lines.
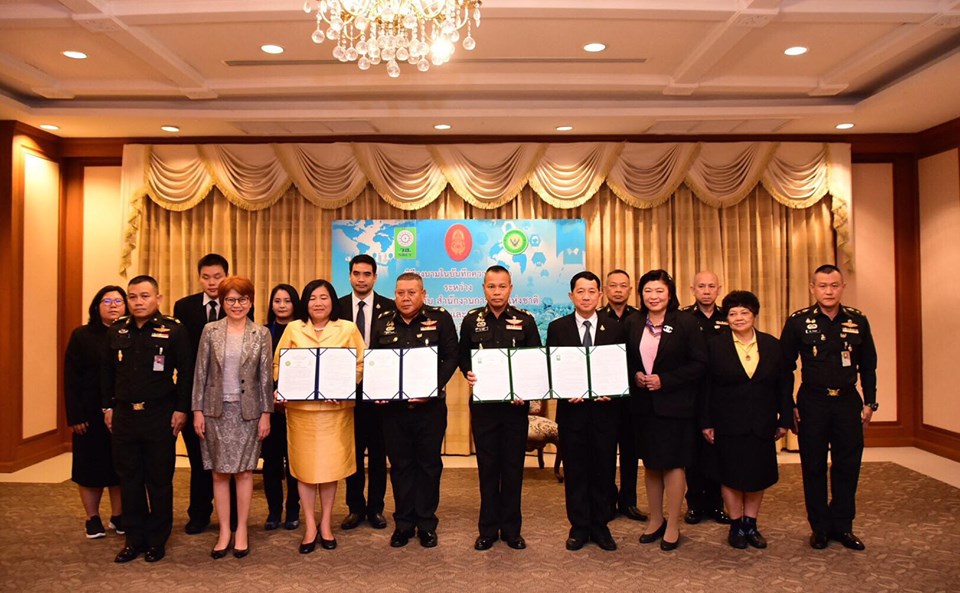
639, 521, 667, 544
211, 546, 230, 560
233, 547, 250, 558
320, 536, 337, 550
660, 530, 681, 551
299, 535, 318, 554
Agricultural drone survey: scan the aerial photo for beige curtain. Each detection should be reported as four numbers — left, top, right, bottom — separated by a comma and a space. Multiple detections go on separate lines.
140, 183, 830, 454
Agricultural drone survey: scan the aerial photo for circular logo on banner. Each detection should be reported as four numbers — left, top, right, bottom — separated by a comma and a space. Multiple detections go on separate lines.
503, 229, 528, 255
444, 224, 472, 262
396, 229, 415, 248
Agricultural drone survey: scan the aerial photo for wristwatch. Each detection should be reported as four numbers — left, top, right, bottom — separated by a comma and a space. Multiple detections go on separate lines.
866, 402, 879, 411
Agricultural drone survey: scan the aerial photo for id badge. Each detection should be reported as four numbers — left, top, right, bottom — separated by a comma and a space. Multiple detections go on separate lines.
840, 351, 851, 367
153, 355, 165, 371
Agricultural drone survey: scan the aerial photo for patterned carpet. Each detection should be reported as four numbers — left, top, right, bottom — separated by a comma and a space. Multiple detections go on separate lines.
1, 462, 958, 593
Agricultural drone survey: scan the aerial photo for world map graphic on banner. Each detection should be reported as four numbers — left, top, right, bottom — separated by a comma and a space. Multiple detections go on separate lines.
332, 219, 587, 340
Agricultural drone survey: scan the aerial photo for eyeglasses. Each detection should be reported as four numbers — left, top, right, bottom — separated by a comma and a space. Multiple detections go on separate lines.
101, 298, 124, 306
223, 297, 251, 306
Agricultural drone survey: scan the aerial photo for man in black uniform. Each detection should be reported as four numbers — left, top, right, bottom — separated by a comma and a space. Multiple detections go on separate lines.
459, 265, 541, 551
598, 269, 647, 523
102, 275, 193, 563
781, 264, 877, 551
679, 270, 731, 525
371, 272, 458, 548
548, 271, 625, 552
339, 254, 395, 531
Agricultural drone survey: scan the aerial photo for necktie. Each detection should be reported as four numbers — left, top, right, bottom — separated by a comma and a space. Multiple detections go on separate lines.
207, 301, 218, 323
356, 300, 367, 344
582, 320, 593, 348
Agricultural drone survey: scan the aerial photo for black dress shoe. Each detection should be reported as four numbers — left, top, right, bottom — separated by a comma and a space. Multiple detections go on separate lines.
830, 531, 865, 551
114, 545, 142, 563
390, 529, 414, 548
368, 513, 388, 529
504, 535, 526, 550
299, 535, 318, 554
728, 528, 748, 549
341, 513, 363, 530
418, 529, 438, 548
660, 534, 680, 551
619, 505, 649, 522
211, 546, 230, 559
639, 521, 667, 544
590, 531, 617, 551
264, 515, 281, 531
710, 509, 732, 525
185, 520, 209, 535
684, 509, 703, 525
284, 518, 300, 530
745, 529, 767, 549
474, 536, 496, 551
809, 531, 829, 549
320, 537, 337, 550
232, 547, 249, 558
144, 546, 165, 562
565, 535, 587, 551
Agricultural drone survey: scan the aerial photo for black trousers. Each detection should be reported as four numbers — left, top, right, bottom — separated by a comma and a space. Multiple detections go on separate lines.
382, 399, 447, 533
684, 428, 723, 513
611, 398, 639, 510
797, 385, 865, 534
261, 410, 299, 520
557, 399, 619, 539
111, 404, 176, 549
181, 418, 237, 528
345, 402, 388, 516
470, 402, 528, 539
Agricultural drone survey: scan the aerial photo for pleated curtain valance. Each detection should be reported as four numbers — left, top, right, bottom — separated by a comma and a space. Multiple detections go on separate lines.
119, 141, 852, 275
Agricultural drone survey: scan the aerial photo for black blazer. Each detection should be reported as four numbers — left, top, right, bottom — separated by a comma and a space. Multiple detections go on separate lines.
172, 292, 254, 359
702, 330, 794, 437
545, 311, 625, 349
625, 310, 707, 419
336, 292, 396, 326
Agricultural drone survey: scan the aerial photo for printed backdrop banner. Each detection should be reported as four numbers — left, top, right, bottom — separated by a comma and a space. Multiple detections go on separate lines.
332, 219, 587, 340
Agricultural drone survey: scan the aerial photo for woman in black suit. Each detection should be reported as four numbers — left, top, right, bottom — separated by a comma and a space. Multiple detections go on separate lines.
625, 270, 707, 551
701, 290, 793, 549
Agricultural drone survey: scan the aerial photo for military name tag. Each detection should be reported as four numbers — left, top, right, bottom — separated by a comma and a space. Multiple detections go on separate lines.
153, 355, 165, 371
841, 351, 852, 367
151, 332, 169, 339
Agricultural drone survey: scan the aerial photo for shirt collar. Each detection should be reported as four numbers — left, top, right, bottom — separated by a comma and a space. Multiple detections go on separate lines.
203, 294, 218, 307
575, 311, 598, 327
732, 331, 757, 347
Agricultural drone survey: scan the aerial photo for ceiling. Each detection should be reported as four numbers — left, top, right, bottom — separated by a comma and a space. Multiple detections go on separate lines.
1, 0, 960, 138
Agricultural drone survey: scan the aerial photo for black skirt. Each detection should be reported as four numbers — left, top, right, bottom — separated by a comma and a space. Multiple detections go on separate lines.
636, 413, 695, 471
714, 432, 779, 492
71, 419, 118, 488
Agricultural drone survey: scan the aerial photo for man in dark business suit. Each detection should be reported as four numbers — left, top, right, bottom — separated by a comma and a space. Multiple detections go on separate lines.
172, 253, 240, 535
548, 271, 626, 552
338, 254, 395, 531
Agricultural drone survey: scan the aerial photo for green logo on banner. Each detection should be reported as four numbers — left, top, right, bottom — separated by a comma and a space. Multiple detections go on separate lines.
503, 229, 528, 255
395, 228, 417, 259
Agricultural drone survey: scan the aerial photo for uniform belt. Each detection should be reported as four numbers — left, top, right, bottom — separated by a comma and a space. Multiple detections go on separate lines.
803, 385, 857, 397
114, 400, 164, 411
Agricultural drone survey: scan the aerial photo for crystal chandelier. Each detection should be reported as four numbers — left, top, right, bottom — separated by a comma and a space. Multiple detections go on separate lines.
303, 0, 481, 77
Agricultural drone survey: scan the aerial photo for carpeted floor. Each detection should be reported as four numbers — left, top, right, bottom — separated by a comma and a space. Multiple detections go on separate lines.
1, 462, 958, 592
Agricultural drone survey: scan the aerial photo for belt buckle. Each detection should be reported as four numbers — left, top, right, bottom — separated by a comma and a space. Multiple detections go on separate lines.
132, 402, 146, 411
826, 388, 840, 397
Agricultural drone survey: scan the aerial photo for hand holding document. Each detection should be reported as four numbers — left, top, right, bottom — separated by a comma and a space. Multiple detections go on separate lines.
277, 348, 358, 401
362, 347, 439, 400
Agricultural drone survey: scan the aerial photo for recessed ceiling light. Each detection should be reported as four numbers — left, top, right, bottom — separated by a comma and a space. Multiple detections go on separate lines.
556, 125, 574, 132
583, 43, 606, 53
62, 50, 87, 60
434, 124, 451, 130
835, 123, 855, 130
160, 125, 180, 133
39, 124, 60, 131
261, 44, 284, 55
784, 46, 808, 56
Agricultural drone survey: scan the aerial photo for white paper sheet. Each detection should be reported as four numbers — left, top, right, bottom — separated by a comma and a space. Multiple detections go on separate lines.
549, 346, 590, 399
402, 346, 439, 399
510, 347, 551, 401
277, 348, 317, 401
362, 349, 402, 400
588, 343, 629, 398
316, 348, 358, 401
471, 348, 512, 402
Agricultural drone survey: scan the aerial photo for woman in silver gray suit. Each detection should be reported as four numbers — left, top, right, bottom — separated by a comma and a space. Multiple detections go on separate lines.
192, 276, 273, 559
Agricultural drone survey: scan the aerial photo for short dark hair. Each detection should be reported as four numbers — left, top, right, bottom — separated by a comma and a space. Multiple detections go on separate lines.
127, 275, 159, 292
396, 272, 423, 287
812, 264, 842, 281
87, 285, 127, 325
300, 279, 341, 322
267, 283, 302, 325
569, 271, 601, 292
485, 265, 510, 277
349, 254, 377, 275
721, 290, 760, 316
197, 253, 229, 276
606, 269, 630, 279
637, 269, 680, 313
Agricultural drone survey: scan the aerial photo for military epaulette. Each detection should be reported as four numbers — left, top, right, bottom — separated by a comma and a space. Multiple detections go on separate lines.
466, 307, 484, 315
378, 309, 395, 319
790, 306, 815, 318
842, 305, 863, 316
111, 316, 130, 326
679, 304, 695, 312
161, 315, 181, 324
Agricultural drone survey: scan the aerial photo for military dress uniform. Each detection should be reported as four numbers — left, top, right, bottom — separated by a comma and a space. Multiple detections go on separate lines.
101, 314, 193, 556
780, 304, 877, 542
371, 305, 459, 545
458, 304, 541, 546
680, 304, 730, 524
597, 304, 644, 519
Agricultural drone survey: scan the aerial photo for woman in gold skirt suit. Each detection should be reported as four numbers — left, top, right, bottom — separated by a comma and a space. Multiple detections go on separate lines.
273, 279, 364, 553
